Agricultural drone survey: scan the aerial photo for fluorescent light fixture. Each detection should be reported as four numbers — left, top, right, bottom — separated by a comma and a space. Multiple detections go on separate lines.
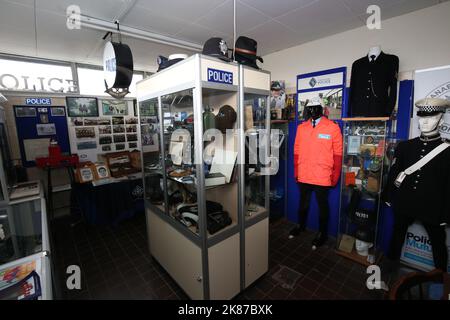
80, 15, 202, 52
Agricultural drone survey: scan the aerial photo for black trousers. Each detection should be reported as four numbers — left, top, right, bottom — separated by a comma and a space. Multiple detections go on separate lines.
388, 214, 448, 271
297, 183, 330, 235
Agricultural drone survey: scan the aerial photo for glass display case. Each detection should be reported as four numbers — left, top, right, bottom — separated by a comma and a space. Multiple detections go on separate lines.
137, 55, 270, 299
336, 118, 390, 266
0, 186, 52, 300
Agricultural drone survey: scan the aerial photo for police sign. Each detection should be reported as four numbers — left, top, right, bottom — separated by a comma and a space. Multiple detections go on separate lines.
207, 68, 233, 85
25, 98, 52, 105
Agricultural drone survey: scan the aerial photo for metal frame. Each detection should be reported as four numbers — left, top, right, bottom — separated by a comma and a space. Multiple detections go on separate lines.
138, 55, 271, 299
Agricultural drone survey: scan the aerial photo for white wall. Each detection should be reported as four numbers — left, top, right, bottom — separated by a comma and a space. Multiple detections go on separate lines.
263, 1, 450, 91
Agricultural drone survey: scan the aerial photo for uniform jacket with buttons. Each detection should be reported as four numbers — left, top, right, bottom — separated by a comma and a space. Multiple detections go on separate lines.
294, 117, 343, 187
385, 136, 450, 225
350, 52, 399, 117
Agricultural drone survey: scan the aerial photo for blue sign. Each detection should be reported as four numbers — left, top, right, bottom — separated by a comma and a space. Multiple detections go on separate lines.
207, 68, 233, 85
25, 98, 52, 105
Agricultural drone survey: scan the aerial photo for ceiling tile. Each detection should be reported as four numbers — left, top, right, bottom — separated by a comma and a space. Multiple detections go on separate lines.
196, 0, 268, 37
241, 20, 302, 56
35, 9, 105, 62
174, 23, 228, 45
239, 0, 317, 18
371, 0, 444, 20
36, 0, 132, 21
133, 0, 227, 23
276, 0, 356, 33
0, 1, 36, 53
341, 0, 405, 15
122, 5, 191, 36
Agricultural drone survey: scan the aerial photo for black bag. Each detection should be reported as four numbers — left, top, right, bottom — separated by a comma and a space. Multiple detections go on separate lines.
207, 211, 232, 235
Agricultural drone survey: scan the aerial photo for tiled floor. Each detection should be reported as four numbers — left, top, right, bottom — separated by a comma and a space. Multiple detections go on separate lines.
52, 213, 384, 300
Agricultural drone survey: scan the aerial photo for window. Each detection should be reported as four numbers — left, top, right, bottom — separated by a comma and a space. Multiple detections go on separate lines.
77, 67, 143, 97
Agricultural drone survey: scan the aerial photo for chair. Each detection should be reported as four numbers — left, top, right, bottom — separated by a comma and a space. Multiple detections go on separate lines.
388, 269, 450, 300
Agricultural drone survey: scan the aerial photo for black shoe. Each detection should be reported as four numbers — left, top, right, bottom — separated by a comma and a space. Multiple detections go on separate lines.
288, 225, 305, 239
312, 232, 328, 249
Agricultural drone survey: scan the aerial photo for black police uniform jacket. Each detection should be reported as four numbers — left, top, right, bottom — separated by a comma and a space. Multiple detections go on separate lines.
385, 135, 450, 225
350, 52, 399, 117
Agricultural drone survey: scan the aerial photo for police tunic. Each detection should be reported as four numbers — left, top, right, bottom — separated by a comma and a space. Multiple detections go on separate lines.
385, 134, 450, 225
350, 52, 399, 117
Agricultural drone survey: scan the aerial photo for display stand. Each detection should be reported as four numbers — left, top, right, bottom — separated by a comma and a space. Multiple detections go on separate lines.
137, 55, 270, 299
336, 117, 390, 266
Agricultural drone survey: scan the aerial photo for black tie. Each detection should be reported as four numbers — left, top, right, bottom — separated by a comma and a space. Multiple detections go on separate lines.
370, 55, 376, 63
312, 120, 316, 128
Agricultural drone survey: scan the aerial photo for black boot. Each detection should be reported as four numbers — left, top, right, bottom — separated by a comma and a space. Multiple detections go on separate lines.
288, 225, 305, 239
312, 232, 328, 250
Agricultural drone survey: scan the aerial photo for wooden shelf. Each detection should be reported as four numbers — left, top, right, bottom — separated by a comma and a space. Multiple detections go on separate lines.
336, 249, 382, 267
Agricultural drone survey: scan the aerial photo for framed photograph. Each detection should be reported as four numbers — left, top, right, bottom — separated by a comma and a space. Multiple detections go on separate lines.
77, 166, 94, 183
71, 118, 84, 126
99, 126, 112, 134
112, 117, 125, 125
77, 141, 97, 150
99, 136, 112, 145
93, 164, 110, 180
113, 125, 125, 133
114, 135, 126, 143
102, 100, 128, 116
51, 107, 66, 117
83, 119, 99, 126
139, 99, 157, 117
36, 123, 56, 136
66, 97, 99, 117
129, 142, 137, 149
126, 125, 137, 133
97, 118, 111, 125
115, 144, 126, 151
126, 118, 138, 124
126, 134, 138, 142
15, 107, 36, 117
102, 145, 112, 152
75, 127, 96, 139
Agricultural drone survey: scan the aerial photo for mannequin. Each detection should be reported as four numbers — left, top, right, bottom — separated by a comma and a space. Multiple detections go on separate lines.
350, 47, 399, 117
290, 98, 343, 250
368, 46, 382, 61
355, 240, 374, 257
384, 98, 450, 272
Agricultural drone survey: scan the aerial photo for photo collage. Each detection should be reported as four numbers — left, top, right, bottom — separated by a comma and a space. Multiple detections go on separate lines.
67, 98, 139, 162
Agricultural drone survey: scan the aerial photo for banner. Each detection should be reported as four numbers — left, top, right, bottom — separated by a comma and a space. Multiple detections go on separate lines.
411, 65, 450, 138
400, 223, 450, 272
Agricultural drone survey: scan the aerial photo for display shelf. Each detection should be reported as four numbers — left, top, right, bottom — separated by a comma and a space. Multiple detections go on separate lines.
245, 205, 267, 220
336, 249, 382, 267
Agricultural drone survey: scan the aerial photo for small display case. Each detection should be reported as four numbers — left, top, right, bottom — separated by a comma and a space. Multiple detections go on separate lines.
337, 117, 391, 266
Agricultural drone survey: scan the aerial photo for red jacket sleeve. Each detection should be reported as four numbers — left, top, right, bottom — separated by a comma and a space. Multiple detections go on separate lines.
331, 124, 343, 186
293, 125, 302, 180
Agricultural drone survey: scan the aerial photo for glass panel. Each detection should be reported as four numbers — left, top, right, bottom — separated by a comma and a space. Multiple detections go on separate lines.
140, 98, 165, 212
0, 199, 43, 264
161, 89, 198, 233
338, 120, 388, 260
244, 94, 268, 219
202, 88, 239, 237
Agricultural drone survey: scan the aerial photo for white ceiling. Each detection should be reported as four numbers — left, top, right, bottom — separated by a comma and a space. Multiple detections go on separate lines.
0, 0, 447, 71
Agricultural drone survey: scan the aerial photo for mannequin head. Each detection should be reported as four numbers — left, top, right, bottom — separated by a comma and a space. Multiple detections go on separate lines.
368, 46, 381, 58
418, 113, 443, 136
308, 105, 323, 120
355, 239, 373, 256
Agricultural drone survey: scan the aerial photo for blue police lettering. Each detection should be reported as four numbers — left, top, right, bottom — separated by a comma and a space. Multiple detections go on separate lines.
207, 68, 233, 84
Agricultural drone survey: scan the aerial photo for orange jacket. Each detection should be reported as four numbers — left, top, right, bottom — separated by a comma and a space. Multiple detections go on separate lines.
294, 117, 343, 187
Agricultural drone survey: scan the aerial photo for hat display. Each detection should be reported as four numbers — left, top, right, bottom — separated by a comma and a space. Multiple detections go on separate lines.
157, 54, 187, 72
306, 96, 323, 107
271, 81, 282, 91
415, 98, 450, 115
215, 105, 237, 134
234, 36, 263, 69
355, 227, 375, 243
202, 38, 232, 62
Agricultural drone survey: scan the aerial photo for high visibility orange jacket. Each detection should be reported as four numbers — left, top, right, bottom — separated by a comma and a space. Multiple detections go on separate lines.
294, 117, 343, 187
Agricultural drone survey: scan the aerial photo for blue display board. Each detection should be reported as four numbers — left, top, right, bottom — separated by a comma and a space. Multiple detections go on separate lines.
14, 105, 70, 167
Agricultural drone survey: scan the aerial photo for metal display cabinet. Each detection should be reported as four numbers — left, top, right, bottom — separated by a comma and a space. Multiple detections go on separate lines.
137, 55, 270, 299
0, 184, 52, 300
336, 117, 390, 266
